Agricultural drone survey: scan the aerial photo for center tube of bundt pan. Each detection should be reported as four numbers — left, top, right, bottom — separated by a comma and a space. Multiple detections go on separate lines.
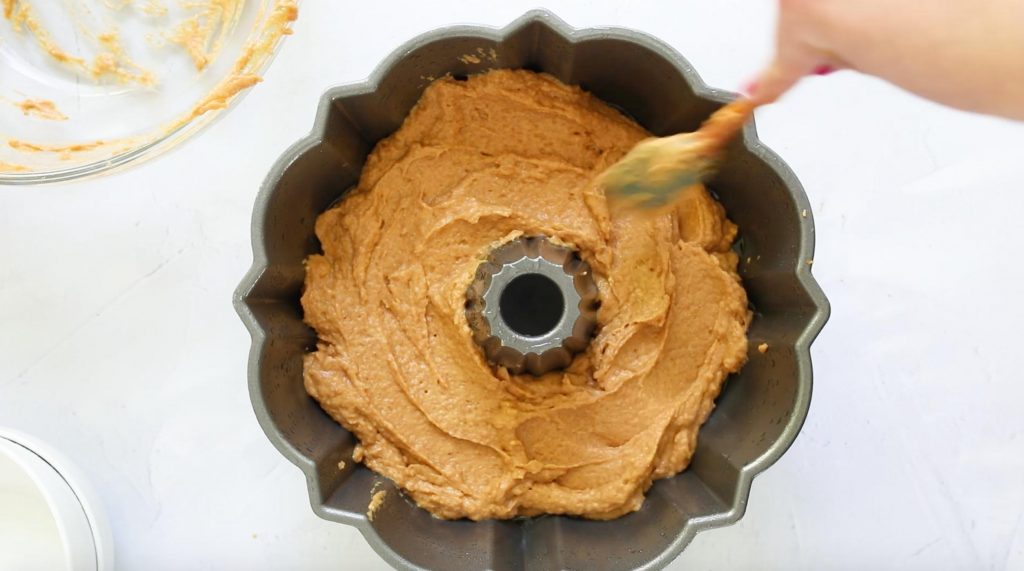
465, 236, 599, 376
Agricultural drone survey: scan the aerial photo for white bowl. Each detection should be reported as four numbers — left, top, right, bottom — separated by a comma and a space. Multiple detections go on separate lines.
0, 429, 112, 571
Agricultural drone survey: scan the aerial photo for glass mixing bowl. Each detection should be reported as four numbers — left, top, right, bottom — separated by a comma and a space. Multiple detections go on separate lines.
0, 0, 298, 184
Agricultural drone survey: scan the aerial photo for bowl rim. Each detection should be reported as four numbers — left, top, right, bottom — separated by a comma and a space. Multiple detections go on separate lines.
234, 9, 831, 570
0, 428, 114, 571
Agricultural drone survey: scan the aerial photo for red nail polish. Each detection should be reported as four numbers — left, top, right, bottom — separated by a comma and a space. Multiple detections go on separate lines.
812, 65, 836, 76
741, 79, 759, 96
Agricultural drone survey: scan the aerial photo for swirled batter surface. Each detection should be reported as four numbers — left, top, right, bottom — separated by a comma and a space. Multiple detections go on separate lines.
303, 70, 750, 520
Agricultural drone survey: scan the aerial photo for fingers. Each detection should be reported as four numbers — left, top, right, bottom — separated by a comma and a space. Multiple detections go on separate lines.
746, 0, 842, 104
744, 55, 840, 104
745, 60, 803, 104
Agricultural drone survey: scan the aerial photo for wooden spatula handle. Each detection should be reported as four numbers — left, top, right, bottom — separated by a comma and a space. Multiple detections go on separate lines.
696, 99, 757, 153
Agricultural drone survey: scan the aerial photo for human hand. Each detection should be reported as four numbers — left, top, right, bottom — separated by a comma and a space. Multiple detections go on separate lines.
748, 0, 1024, 120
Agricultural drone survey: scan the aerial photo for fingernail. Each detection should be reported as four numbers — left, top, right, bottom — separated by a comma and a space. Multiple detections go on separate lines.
740, 78, 759, 96
812, 64, 836, 76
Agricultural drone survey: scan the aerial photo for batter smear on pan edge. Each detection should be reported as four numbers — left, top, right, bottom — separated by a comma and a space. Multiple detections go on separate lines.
302, 70, 750, 520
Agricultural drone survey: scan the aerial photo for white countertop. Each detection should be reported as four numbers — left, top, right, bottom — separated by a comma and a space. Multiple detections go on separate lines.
3, 1, 1024, 569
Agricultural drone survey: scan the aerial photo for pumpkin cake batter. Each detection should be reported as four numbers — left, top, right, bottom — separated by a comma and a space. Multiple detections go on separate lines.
302, 69, 751, 520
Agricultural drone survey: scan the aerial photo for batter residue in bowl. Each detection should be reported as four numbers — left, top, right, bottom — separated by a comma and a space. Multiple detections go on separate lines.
10, 98, 66, 120
3, 1, 155, 86
302, 70, 751, 520
0, 0, 296, 173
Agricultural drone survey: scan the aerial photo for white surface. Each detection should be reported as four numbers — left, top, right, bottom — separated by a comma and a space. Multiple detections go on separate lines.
2, 1, 1024, 569
0, 435, 99, 571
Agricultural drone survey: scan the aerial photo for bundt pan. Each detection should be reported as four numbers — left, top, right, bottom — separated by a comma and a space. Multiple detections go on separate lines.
234, 10, 830, 570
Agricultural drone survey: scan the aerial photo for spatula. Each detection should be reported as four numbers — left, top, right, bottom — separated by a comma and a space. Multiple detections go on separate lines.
598, 98, 757, 212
